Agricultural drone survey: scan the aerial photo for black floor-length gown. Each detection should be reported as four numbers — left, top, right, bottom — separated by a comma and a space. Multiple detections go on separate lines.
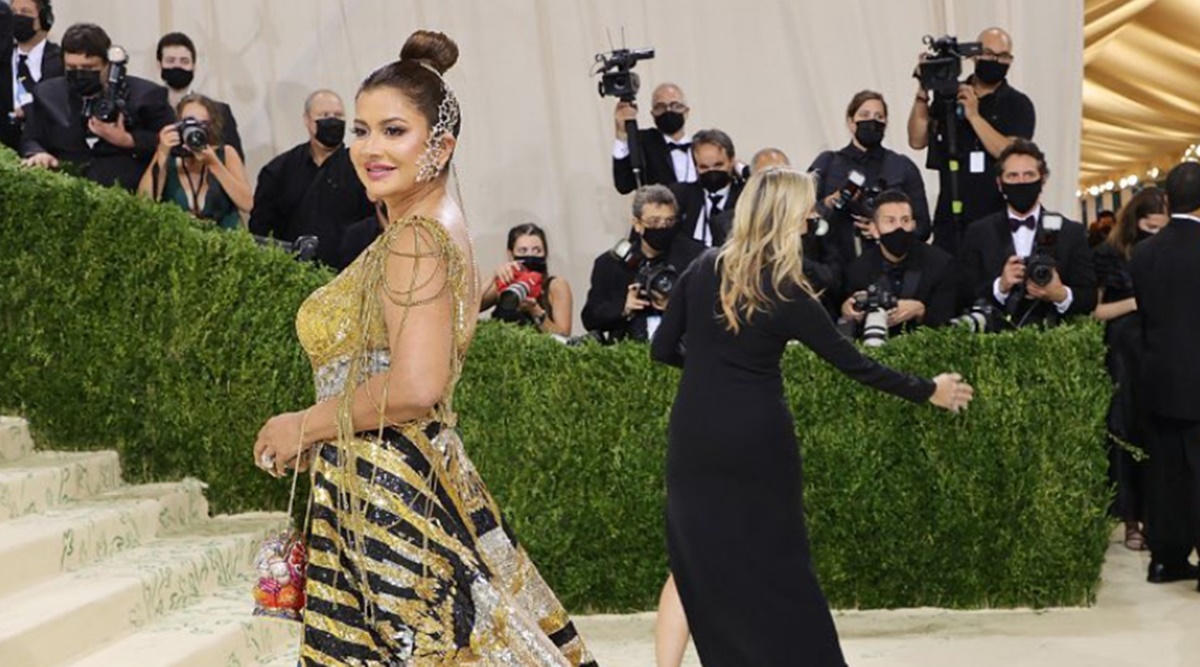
651, 251, 935, 666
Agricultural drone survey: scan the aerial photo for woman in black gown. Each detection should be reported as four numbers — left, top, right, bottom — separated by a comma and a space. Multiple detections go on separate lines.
650, 168, 973, 666
1091, 187, 1169, 551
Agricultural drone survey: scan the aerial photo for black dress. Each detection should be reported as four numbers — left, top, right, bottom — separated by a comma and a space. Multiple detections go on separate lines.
1094, 241, 1147, 524
651, 251, 935, 666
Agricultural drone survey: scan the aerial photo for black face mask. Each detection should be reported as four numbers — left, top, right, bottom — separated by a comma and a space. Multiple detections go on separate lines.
641, 226, 675, 252
13, 15, 38, 43
1001, 180, 1043, 215
879, 227, 915, 259
161, 67, 195, 91
67, 69, 104, 98
654, 111, 685, 136
698, 169, 732, 194
854, 119, 886, 150
515, 256, 547, 274
975, 59, 1010, 85
314, 118, 346, 148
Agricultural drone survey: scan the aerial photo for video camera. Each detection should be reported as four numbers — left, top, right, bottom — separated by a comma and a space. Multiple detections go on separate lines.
917, 35, 984, 98
170, 118, 211, 158
82, 46, 130, 125
594, 47, 656, 102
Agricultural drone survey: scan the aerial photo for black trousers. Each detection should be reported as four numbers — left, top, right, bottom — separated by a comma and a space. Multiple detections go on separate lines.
1144, 414, 1200, 564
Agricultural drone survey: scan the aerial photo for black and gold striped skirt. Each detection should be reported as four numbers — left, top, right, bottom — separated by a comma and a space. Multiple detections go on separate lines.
301, 423, 597, 667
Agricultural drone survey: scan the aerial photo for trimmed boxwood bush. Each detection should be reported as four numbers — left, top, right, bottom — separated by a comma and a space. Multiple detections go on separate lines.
0, 149, 1112, 612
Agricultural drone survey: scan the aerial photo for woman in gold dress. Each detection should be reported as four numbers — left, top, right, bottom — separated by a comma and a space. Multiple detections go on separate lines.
252, 30, 598, 667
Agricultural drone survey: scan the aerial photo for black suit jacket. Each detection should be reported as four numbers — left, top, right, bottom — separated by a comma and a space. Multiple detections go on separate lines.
20, 75, 175, 190
613, 127, 693, 194
1130, 217, 1200, 421
665, 180, 744, 272
955, 209, 1096, 326
844, 243, 957, 331
0, 21, 65, 149
581, 249, 661, 342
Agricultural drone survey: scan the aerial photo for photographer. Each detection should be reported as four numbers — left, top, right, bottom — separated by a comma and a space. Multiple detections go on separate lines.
480, 223, 573, 337
809, 91, 930, 273
2, 0, 63, 150
955, 139, 1095, 328
582, 185, 682, 342
839, 190, 955, 340
908, 27, 1036, 255
137, 93, 251, 230
18, 23, 174, 191
612, 82, 697, 194
154, 32, 242, 159
665, 128, 743, 269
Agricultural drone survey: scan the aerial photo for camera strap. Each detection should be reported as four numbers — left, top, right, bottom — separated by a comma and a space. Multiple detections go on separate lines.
182, 163, 208, 218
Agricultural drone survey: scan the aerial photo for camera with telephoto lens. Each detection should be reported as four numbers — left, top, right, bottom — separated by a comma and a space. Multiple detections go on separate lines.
170, 118, 211, 158
82, 46, 130, 124
594, 47, 656, 101
636, 259, 678, 311
832, 171, 886, 221
950, 299, 1001, 334
496, 265, 546, 313
853, 283, 898, 348
917, 35, 984, 97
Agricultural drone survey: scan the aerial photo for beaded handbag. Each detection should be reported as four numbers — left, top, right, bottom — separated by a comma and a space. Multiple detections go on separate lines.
252, 421, 311, 621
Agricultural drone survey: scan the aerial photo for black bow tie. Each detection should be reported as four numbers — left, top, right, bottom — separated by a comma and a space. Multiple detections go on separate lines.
668, 142, 692, 153
1009, 216, 1036, 233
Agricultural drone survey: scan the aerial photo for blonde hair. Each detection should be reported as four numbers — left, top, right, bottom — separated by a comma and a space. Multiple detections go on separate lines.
716, 167, 817, 333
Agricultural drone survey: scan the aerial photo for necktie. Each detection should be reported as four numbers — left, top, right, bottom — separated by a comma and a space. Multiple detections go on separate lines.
709, 193, 724, 214
668, 142, 691, 153
1009, 216, 1036, 233
16, 54, 33, 94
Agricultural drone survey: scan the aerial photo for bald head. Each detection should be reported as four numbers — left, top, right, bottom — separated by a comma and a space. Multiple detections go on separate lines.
751, 148, 791, 173
652, 83, 686, 104
304, 89, 344, 119
977, 27, 1013, 55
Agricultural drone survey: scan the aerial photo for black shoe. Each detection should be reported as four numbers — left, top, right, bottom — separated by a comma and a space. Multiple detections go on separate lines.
1147, 560, 1200, 583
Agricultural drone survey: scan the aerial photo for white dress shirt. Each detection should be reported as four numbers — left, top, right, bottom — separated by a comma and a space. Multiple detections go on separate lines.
992, 204, 1074, 313
12, 38, 48, 110
612, 131, 697, 183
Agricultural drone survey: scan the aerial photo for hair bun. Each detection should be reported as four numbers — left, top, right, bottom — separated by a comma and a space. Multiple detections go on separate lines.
400, 30, 459, 75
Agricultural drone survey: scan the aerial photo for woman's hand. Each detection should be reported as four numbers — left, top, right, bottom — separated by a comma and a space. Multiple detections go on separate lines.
194, 145, 220, 166
494, 261, 522, 286
156, 124, 181, 160
929, 373, 974, 414
252, 411, 313, 478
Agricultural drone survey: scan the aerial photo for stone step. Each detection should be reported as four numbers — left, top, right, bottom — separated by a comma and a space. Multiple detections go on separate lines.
0, 416, 34, 462
63, 577, 302, 667
0, 513, 288, 667
0, 480, 209, 598
0, 450, 122, 521
260, 647, 302, 667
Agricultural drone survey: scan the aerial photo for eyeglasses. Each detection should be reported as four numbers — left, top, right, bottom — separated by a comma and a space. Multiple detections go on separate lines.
640, 216, 677, 228
651, 102, 689, 115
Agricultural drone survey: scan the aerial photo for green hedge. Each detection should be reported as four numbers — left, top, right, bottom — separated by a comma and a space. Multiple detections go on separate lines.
0, 149, 1112, 612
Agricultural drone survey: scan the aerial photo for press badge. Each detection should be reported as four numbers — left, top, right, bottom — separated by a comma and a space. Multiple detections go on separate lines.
969, 151, 986, 174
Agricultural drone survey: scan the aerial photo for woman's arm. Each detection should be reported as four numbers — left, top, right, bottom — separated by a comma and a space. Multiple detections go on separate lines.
136, 153, 170, 202
1092, 289, 1137, 322
205, 147, 254, 213
541, 277, 573, 336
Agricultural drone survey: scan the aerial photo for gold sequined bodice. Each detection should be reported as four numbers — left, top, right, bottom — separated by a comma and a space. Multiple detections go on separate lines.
295, 215, 473, 411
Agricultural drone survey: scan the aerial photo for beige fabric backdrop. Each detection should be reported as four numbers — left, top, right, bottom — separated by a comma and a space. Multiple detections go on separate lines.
45, 0, 1082, 329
